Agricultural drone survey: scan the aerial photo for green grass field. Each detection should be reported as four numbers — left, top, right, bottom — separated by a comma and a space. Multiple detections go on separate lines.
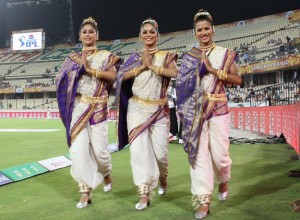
1, 118, 300, 220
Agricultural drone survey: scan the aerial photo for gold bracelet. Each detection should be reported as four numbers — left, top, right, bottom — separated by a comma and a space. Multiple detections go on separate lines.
158, 67, 165, 76
131, 68, 136, 77
92, 69, 96, 77
154, 66, 164, 76
217, 69, 223, 80
221, 71, 227, 80
96, 70, 103, 79
220, 70, 224, 80
130, 69, 134, 78
91, 68, 102, 79
217, 69, 227, 81
129, 67, 139, 78
217, 69, 222, 79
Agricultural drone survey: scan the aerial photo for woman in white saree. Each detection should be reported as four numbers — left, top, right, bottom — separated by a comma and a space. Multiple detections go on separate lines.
55, 17, 120, 209
176, 9, 242, 219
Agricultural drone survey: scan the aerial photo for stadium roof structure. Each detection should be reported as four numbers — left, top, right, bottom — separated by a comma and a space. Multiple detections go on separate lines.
0, 0, 299, 47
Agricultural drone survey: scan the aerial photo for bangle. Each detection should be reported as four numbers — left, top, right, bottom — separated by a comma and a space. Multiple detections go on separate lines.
154, 66, 164, 76
158, 67, 165, 76
91, 69, 103, 79
96, 70, 103, 79
217, 69, 227, 81
130, 68, 135, 78
135, 66, 141, 76
92, 69, 96, 76
129, 67, 141, 78
222, 71, 228, 80
217, 69, 222, 79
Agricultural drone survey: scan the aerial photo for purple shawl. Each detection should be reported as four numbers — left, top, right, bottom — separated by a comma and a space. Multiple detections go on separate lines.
176, 47, 206, 167
177, 47, 237, 167
115, 53, 141, 150
55, 54, 85, 147
55, 51, 120, 147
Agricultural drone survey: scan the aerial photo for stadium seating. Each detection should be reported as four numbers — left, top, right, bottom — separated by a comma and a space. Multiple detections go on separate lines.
0, 10, 299, 109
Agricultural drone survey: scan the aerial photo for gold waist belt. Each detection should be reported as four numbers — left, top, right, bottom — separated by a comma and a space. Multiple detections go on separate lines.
77, 94, 108, 104
203, 93, 227, 102
131, 95, 167, 106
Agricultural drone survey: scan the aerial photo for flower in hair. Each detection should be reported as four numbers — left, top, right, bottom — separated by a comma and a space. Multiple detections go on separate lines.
194, 11, 212, 21
82, 17, 98, 26
142, 19, 158, 28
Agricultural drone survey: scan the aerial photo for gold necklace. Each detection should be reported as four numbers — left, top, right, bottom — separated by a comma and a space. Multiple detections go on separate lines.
82, 47, 97, 56
142, 47, 159, 54
146, 47, 158, 51
199, 42, 216, 51
82, 47, 97, 52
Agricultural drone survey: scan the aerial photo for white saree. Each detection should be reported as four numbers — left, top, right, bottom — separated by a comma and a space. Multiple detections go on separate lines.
190, 46, 232, 196
70, 50, 117, 190
128, 51, 171, 191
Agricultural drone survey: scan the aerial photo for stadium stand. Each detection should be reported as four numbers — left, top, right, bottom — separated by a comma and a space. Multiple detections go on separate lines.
0, 10, 299, 109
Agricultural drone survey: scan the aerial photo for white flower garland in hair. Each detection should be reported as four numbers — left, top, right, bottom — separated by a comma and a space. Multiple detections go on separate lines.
82, 17, 98, 26
142, 19, 158, 28
194, 11, 212, 21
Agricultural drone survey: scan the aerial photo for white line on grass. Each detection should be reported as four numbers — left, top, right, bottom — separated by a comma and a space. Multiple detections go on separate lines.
0, 129, 61, 132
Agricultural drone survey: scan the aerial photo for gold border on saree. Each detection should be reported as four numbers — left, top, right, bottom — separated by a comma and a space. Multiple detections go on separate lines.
131, 95, 167, 106
203, 93, 227, 102
76, 94, 109, 104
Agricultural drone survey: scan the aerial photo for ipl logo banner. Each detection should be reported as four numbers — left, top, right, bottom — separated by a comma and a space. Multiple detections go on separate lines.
19, 34, 38, 48
12, 31, 43, 51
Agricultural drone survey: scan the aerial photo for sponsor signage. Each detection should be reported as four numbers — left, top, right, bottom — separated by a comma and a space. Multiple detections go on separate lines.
0, 172, 13, 186
38, 156, 71, 171
12, 30, 44, 51
238, 55, 300, 74
0, 111, 60, 119
0, 162, 48, 181
230, 102, 300, 155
